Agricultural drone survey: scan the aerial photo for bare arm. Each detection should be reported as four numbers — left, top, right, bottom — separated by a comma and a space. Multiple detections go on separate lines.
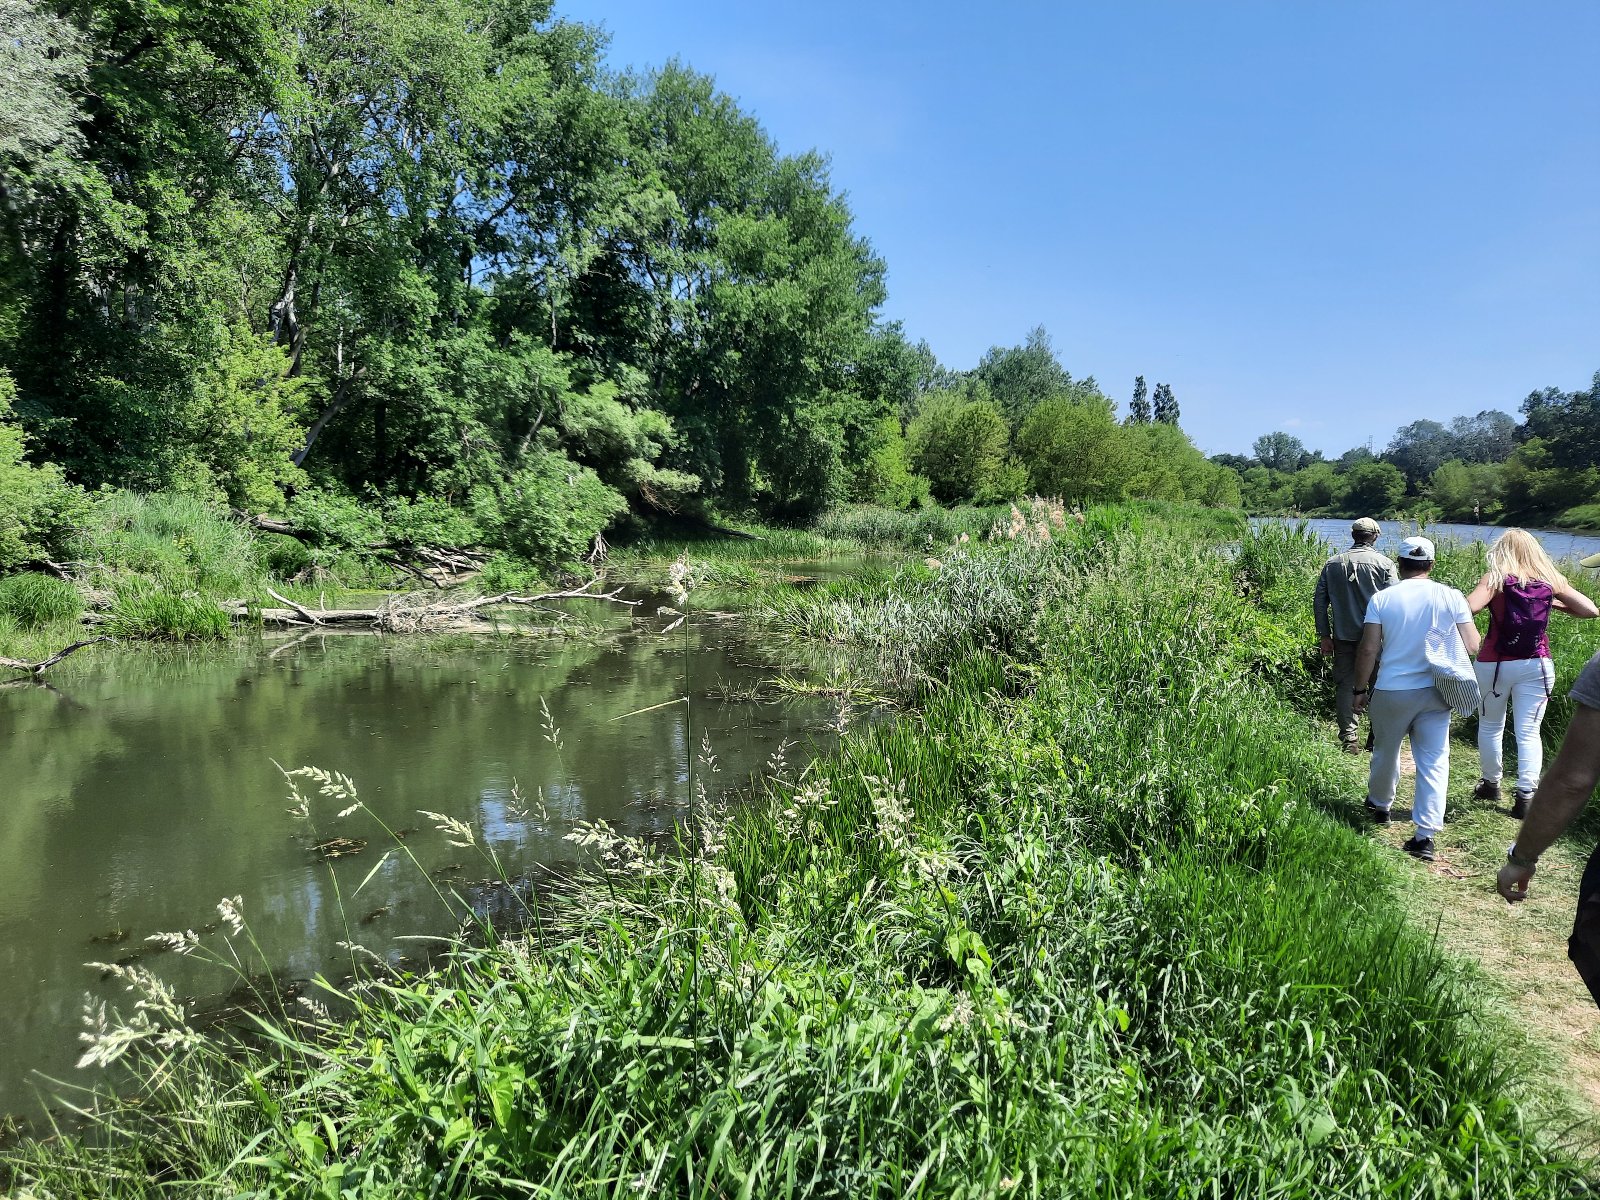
1499, 704, 1600, 901
1465, 573, 1494, 615
1554, 583, 1600, 620
1455, 619, 1481, 659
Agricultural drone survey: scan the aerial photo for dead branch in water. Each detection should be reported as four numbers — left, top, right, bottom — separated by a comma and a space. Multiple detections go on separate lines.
0, 636, 115, 677
228, 579, 639, 634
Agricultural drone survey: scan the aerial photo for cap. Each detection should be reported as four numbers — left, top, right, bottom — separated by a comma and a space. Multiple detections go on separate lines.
1400, 536, 1435, 562
1581, 551, 1600, 569
1351, 517, 1381, 538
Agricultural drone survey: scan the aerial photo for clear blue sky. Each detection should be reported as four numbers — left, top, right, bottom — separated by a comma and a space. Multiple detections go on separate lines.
554, 0, 1600, 458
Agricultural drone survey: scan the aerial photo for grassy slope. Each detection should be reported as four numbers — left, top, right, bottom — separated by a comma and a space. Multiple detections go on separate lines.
4, 507, 1597, 1197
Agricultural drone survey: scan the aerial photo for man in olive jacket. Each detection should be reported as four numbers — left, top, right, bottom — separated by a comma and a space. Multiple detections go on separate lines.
1314, 517, 1399, 752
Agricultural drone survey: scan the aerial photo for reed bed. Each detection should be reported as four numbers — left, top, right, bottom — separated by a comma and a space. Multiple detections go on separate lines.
4, 511, 1596, 1197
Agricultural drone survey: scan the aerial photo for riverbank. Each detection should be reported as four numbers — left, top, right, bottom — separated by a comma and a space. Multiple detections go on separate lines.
5, 506, 1598, 1196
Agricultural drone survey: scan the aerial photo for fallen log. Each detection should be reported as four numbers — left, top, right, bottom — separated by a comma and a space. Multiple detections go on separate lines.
0, 636, 115, 677
234, 513, 490, 585
225, 579, 639, 633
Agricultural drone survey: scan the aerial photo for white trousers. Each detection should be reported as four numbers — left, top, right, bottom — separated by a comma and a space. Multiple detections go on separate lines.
1475, 657, 1554, 797
1368, 687, 1452, 838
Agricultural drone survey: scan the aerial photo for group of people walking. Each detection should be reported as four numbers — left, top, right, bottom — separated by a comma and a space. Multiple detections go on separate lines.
1314, 519, 1599, 863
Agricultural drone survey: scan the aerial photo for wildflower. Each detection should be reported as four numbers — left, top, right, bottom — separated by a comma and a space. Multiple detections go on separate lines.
217, 895, 244, 935
939, 994, 976, 1032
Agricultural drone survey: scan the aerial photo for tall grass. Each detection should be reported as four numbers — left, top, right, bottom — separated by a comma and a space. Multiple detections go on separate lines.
0, 572, 81, 629
5, 512, 1595, 1196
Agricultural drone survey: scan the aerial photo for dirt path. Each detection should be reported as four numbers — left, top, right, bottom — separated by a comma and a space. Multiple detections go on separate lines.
1358, 732, 1600, 1121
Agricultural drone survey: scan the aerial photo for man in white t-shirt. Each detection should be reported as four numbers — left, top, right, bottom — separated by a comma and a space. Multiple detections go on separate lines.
1351, 536, 1481, 862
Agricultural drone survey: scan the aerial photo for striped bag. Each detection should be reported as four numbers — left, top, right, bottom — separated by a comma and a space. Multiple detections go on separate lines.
1424, 625, 1481, 716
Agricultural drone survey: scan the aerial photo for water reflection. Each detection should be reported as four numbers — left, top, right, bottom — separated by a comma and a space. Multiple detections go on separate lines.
0, 615, 837, 1115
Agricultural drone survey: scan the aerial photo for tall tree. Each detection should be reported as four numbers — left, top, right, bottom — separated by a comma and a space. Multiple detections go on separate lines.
1127, 375, 1151, 423
1152, 382, 1179, 425
975, 325, 1070, 427
1252, 431, 1306, 472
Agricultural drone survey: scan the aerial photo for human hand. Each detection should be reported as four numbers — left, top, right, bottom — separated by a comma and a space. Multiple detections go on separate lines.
1353, 693, 1369, 715
1319, 637, 1334, 656
1497, 861, 1534, 903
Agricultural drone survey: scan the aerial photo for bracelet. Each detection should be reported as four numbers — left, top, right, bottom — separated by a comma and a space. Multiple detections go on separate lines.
1507, 844, 1539, 870
1353, 686, 1370, 696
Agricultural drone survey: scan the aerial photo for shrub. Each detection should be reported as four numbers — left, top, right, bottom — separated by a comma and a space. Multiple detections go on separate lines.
0, 370, 88, 569
478, 450, 628, 566
0, 572, 81, 629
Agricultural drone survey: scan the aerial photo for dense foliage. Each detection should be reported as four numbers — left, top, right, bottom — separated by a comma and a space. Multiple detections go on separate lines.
1219, 374, 1600, 526
1, 1, 1241, 570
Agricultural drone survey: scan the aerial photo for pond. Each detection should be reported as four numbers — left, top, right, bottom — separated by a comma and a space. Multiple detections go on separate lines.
0, 598, 841, 1118
1257, 517, 1600, 565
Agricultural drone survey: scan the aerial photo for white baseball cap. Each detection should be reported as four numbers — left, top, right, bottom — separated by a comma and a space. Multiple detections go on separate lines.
1400, 536, 1435, 562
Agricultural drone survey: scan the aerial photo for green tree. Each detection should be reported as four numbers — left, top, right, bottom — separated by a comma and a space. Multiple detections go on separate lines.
1339, 461, 1407, 515
1291, 461, 1340, 511
1428, 459, 1503, 522
1152, 382, 1179, 425
975, 326, 1070, 427
906, 393, 1010, 503
1252, 431, 1306, 473
1014, 397, 1131, 504
1127, 375, 1151, 423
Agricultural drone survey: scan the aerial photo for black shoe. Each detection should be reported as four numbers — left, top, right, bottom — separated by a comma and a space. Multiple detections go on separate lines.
1510, 792, 1532, 820
1472, 778, 1500, 803
1363, 800, 1392, 825
1401, 835, 1436, 862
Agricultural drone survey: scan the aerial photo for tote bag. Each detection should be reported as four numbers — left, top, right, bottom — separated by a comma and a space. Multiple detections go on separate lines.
1424, 625, 1481, 716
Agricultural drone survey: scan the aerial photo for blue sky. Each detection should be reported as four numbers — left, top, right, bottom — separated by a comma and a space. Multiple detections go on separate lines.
555, 1, 1600, 458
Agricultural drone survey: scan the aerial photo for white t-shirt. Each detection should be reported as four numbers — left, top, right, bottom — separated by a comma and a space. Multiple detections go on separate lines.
1364, 577, 1473, 691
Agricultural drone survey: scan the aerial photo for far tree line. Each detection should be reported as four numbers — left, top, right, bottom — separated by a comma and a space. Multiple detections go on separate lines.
1211, 372, 1600, 529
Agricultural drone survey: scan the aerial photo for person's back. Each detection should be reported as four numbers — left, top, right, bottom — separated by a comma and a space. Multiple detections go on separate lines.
1468, 529, 1600, 812
1315, 517, 1399, 752
1316, 544, 1399, 643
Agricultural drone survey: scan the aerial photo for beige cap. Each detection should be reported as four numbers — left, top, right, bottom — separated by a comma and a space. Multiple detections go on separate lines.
1351, 517, 1381, 538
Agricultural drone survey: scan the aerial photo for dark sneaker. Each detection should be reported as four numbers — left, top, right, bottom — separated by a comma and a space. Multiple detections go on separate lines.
1341, 741, 1362, 756
1401, 835, 1436, 863
1472, 778, 1500, 803
1363, 800, 1392, 824
1510, 792, 1532, 820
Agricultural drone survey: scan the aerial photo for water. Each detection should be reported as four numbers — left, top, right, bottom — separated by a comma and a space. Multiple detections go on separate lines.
0, 604, 838, 1116
1257, 517, 1600, 565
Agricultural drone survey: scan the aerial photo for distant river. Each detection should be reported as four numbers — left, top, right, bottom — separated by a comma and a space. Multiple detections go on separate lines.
1257, 518, 1600, 566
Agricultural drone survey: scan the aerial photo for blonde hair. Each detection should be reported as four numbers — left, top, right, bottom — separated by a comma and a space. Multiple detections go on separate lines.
1485, 528, 1566, 593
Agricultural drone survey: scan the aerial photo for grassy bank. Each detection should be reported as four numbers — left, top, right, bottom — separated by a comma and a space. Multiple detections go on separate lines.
5, 507, 1598, 1196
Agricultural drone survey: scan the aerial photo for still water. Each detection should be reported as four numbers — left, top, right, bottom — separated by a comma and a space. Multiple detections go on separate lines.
1262, 517, 1600, 565
0, 607, 837, 1116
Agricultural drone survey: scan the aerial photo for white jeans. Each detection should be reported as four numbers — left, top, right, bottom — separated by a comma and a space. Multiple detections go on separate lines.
1368, 687, 1452, 838
1475, 657, 1554, 796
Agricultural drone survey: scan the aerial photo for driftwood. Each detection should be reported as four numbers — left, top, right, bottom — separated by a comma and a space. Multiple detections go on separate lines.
235, 513, 489, 587
0, 636, 114, 677
228, 579, 639, 633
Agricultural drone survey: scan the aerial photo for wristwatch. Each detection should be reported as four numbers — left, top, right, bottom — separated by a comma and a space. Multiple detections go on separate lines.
1507, 844, 1539, 870
1353, 686, 1370, 696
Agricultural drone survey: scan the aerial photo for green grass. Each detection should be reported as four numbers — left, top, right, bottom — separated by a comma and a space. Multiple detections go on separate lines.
5, 508, 1595, 1196
0, 573, 81, 629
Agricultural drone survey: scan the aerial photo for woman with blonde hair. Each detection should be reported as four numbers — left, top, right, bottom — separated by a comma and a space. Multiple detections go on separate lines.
1467, 529, 1599, 816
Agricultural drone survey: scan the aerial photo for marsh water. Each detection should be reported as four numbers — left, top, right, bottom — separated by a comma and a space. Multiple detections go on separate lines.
0, 598, 842, 1116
